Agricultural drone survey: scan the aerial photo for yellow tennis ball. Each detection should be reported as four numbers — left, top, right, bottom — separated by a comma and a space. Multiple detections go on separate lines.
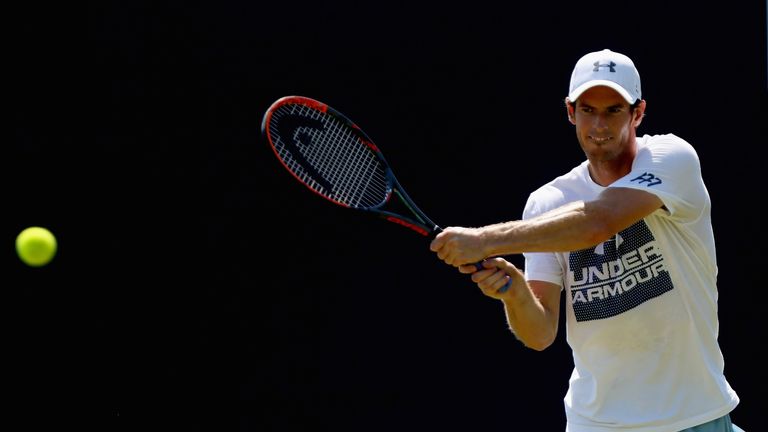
16, 226, 58, 267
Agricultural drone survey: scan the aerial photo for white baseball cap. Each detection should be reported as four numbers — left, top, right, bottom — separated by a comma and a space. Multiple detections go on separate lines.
568, 49, 641, 104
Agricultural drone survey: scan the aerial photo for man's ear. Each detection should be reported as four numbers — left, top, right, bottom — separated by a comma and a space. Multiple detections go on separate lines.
565, 98, 576, 125
633, 99, 647, 127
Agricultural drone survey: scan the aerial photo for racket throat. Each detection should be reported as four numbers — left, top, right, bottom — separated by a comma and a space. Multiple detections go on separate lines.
377, 189, 438, 236
383, 215, 433, 236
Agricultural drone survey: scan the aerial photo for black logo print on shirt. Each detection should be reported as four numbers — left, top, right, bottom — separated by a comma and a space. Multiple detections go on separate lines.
567, 221, 674, 322
630, 172, 662, 187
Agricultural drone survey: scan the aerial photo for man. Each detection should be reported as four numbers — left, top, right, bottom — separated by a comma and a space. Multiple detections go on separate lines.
430, 49, 741, 431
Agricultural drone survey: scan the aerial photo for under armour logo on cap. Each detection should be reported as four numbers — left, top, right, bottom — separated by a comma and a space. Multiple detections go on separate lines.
592, 61, 616, 72
568, 49, 641, 104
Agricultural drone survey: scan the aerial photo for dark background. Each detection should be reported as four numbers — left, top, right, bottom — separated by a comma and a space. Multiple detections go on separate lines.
6, 1, 767, 431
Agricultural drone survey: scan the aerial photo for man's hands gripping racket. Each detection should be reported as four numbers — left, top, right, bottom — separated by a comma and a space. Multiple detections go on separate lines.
261, 95, 511, 293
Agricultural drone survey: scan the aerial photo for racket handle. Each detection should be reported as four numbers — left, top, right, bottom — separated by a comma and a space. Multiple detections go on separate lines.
434, 226, 486, 273
435, 227, 503, 289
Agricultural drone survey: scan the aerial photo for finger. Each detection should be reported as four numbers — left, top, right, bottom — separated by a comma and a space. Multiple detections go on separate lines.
470, 268, 493, 283
429, 231, 447, 252
481, 274, 512, 297
491, 270, 509, 286
482, 257, 505, 269
496, 275, 513, 293
477, 269, 507, 287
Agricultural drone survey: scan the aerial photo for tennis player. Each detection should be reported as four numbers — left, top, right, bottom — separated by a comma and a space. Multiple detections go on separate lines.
430, 49, 743, 431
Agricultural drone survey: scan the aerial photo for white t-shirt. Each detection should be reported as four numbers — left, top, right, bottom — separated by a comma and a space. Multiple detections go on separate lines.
523, 134, 739, 431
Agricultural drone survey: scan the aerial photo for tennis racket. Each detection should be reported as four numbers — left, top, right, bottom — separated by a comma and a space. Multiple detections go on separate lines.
261, 95, 509, 291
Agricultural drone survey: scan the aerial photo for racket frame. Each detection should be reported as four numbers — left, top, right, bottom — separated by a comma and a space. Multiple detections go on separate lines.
262, 95, 440, 237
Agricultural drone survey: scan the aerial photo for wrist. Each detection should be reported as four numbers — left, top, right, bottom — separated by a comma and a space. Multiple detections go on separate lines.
479, 224, 505, 257
500, 276, 533, 304
478, 226, 494, 257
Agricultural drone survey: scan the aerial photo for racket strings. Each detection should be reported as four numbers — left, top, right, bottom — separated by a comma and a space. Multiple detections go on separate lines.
270, 104, 390, 208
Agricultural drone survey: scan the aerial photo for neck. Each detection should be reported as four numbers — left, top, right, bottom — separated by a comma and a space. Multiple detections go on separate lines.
587, 147, 637, 186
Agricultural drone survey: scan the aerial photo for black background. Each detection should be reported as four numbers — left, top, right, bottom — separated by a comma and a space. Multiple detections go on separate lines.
6, 1, 767, 431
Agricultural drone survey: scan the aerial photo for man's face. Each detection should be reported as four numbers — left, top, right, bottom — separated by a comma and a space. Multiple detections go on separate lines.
568, 86, 644, 163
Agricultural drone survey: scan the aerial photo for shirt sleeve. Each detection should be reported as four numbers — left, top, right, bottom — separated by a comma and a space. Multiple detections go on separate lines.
521, 187, 565, 288
609, 134, 708, 223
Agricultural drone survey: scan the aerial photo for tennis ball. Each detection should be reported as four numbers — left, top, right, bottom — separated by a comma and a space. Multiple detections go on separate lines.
16, 226, 58, 267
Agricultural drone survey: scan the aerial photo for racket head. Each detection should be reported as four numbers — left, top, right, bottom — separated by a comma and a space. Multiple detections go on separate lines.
262, 95, 394, 210
261, 95, 439, 237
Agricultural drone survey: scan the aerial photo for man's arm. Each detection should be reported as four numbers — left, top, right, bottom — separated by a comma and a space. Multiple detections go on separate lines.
507, 280, 562, 351
460, 258, 562, 350
431, 187, 664, 266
